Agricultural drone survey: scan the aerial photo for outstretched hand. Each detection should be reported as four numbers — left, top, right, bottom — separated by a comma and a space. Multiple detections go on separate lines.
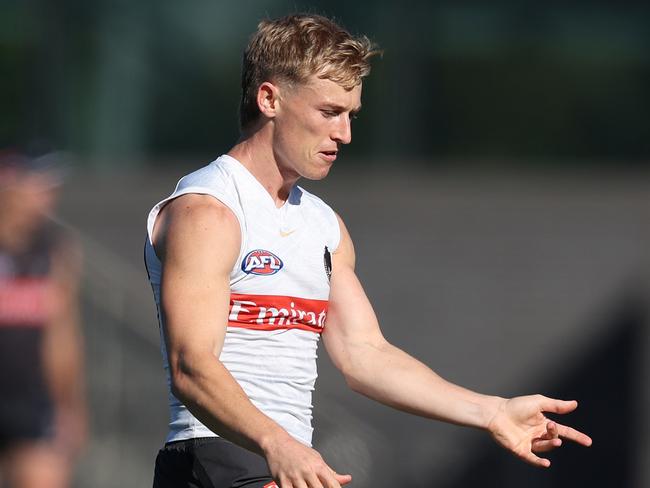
487, 394, 592, 468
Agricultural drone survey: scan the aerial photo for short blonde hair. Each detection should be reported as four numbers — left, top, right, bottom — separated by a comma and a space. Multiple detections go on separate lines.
239, 14, 381, 130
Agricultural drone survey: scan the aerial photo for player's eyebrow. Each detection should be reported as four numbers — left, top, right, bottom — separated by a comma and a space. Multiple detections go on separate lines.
321, 103, 363, 115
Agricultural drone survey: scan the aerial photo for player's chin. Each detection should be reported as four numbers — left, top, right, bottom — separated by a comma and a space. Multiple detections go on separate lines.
303, 161, 333, 180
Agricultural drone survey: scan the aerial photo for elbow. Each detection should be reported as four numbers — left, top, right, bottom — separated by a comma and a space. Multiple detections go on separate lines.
331, 352, 360, 392
344, 373, 365, 394
344, 368, 379, 397
167, 346, 225, 404
337, 338, 390, 395
340, 362, 369, 394
170, 372, 187, 401
169, 364, 190, 402
168, 350, 202, 402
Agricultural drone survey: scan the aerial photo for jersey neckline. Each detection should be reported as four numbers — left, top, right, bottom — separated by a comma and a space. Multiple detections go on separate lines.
218, 154, 299, 212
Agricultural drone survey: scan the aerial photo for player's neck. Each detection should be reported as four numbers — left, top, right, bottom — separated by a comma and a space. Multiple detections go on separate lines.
228, 130, 297, 208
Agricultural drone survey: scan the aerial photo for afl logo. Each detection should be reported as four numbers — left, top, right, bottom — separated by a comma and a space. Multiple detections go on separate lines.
241, 249, 284, 275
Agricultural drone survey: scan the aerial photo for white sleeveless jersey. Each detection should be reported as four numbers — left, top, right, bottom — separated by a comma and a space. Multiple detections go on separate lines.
144, 155, 340, 446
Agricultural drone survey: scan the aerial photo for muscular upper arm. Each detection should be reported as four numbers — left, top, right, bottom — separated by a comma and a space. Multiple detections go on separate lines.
322, 214, 387, 378
153, 194, 240, 369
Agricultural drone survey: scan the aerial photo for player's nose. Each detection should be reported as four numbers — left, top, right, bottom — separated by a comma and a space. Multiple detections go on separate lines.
331, 115, 352, 145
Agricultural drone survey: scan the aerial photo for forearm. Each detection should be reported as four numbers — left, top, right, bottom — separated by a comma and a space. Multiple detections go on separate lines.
171, 352, 292, 456
344, 341, 504, 430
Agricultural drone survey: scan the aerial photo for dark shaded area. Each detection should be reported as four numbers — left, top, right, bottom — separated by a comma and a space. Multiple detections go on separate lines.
437, 291, 645, 488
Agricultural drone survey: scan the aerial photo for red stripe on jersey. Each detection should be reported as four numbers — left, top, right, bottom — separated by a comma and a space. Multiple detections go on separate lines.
228, 293, 328, 333
0, 278, 52, 326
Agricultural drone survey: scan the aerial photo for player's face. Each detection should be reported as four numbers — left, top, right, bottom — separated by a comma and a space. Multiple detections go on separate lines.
272, 76, 362, 180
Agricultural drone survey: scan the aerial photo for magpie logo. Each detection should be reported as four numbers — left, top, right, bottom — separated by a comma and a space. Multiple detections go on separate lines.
323, 246, 332, 282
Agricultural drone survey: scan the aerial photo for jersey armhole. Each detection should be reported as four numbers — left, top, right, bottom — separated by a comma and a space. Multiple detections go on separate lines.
328, 209, 342, 254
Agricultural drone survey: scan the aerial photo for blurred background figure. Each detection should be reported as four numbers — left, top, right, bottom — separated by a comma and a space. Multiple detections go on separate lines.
0, 150, 87, 488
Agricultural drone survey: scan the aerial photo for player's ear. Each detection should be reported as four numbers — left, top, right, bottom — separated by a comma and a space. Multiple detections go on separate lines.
257, 81, 281, 119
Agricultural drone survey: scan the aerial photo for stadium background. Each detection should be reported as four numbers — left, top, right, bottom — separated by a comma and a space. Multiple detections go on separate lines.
2, 1, 648, 487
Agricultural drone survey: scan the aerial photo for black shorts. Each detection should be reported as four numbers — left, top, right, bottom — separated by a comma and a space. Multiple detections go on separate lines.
153, 437, 277, 488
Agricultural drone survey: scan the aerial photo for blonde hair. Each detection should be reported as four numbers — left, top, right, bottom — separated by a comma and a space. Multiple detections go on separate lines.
239, 14, 381, 130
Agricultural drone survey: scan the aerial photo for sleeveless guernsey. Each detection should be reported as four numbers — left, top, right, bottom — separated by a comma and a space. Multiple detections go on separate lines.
145, 155, 340, 446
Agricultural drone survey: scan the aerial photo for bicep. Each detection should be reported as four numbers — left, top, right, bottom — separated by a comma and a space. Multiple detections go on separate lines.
155, 194, 240, 362
323, 215, 386, 374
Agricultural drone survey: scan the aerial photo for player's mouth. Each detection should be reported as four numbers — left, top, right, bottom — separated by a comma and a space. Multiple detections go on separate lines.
318, 150, 338, 163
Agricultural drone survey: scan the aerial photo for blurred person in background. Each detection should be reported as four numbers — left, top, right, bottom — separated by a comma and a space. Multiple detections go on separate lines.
145, 14, 591, 488
0, 150, 87, 488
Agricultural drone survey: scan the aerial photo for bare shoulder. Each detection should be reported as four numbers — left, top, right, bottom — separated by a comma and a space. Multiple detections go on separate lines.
157, 193, 238, 234
153, 193, 240, 263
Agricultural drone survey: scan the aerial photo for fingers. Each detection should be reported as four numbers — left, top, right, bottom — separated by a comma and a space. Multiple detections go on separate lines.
278, 476, 317, 488
312, 469, 352, 488
556, 423, 593, 447
316, 474, 339, 488
306, 471, 324, 488
318, 469, 350, 488
265, 437, 350, 488
532, 437, 562, 453
278, 467, 349, 488
531, 421, 563, 452
542, 421, 559, 439
279, 475, 304, 488
278, 476, 293, 488
537, 398, 592, 446
520, 450, 551, 469
318, 478, 338, 488
334, 473, 352, 486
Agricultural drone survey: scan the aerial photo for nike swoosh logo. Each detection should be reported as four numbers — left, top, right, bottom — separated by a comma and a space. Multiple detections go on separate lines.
279, 229, 296, 237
